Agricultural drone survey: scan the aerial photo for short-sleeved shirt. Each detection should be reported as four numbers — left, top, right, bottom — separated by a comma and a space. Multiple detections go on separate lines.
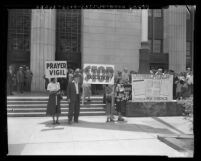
47, 82, 60, 92
186, 74, 193, 85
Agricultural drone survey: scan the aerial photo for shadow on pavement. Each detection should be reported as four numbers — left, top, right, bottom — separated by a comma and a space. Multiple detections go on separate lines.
8, 144, 26, 155
39, 119, 175, 135
152, 117, 186, 134
39, 119, 66, 131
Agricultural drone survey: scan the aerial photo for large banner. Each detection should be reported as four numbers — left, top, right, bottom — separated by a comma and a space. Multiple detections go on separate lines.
45, 61, 67, 78
132, 74, 173, 102
83, 64, 114, 84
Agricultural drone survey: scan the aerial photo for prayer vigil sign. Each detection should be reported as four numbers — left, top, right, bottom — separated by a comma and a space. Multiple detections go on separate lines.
132, 74, 173, 102
45, 61, 67, 78
83, 64, 114, 84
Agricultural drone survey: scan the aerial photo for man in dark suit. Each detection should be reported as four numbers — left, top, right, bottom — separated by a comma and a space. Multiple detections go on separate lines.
7, 65, 14, 95
16, 67, 25, 93
67, 73, 82, 124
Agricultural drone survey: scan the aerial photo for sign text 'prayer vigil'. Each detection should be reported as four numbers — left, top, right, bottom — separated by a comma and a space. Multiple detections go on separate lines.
83, 64, 114, 83
45, 61, 67, 78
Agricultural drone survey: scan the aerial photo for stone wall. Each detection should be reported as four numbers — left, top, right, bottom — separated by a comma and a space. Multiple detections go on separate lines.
82, 9, 142, 73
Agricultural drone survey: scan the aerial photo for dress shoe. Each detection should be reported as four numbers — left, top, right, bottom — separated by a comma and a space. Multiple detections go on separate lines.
52, 120, 56, 125
118, 117, 126, 122
110, 118, 115, 122
106, 118, 110, 123
68, 120, 72, 125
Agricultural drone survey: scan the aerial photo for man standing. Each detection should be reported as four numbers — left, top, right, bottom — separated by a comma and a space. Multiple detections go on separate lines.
7, 65, 14, 95
155, 68, 163, 75
24, 66, 33, 92
122, 68, 129, 84
186, 69, 193, 96
16, 67, 25, 93
67, 73, 82, 124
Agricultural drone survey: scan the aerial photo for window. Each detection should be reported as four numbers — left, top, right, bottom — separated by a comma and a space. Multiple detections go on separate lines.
186, 41, 191, 56
153, 40, 161, 53
148, 39, 162, 53
56, 9, 81, 53
153, 9, 162, 18
148, 39, 152, 50
186, 41, 192, 68
8, 9, 31, 52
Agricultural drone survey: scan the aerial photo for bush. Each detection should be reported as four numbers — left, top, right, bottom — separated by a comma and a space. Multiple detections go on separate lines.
177, 96, 193, 131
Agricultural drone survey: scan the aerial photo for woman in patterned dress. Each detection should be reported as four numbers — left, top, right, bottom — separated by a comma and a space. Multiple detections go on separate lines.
115, 79, 128, 122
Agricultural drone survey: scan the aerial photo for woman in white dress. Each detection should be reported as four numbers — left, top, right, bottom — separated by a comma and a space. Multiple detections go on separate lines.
46, 78, 62, 124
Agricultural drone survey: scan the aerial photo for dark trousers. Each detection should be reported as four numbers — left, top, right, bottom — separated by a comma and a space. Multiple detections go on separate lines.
17, 82, 24, 93
188, 84, 193, 95
7, 81, 13, 95
68, 95, 80, 121
25, 79, 31, 92
116, 101, 126, 115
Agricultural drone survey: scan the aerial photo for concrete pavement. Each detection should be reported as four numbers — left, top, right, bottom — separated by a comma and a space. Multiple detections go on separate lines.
7, 116, 193, 157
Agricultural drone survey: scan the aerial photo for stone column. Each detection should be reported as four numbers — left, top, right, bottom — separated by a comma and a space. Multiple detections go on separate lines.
138, 9, 150, 74
141, 9, 148, 42
30, 9, 56, 92
163, 6, 186, 73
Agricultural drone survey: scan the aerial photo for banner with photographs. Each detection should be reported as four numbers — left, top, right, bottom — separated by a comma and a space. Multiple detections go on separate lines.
132, 74, 173, 102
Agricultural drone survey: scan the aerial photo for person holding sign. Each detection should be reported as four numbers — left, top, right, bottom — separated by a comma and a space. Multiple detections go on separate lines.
46, 78, 62, 124
67, 73, 82, 124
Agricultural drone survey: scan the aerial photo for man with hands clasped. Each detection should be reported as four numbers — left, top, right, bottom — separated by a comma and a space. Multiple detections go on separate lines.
67, 73, 82, 125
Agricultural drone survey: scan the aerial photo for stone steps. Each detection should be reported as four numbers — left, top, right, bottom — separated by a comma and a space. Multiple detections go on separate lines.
7, 96, 106, 117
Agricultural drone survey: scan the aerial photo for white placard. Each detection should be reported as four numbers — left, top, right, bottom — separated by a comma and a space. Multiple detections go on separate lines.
83, 64, 114, 84
45, 61, 67, 78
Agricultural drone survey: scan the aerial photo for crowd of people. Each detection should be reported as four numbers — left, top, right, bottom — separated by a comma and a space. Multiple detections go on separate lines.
7, 65, 193, 124
46, 67, 136, 124
7, 65, 33, 95
149, 67, 193, 100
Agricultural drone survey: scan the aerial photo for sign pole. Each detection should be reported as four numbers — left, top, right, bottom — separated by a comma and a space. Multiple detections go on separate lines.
111, 85, 114, 113
82, 85, 85, 105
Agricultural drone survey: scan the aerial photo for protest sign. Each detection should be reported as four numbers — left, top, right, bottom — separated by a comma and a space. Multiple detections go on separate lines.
45, 61, 67, 78
83, 64, 114, 84
132, 74, 173, 102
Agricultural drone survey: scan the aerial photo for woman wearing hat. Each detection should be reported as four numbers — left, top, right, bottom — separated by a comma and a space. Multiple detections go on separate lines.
46, 78, 62, 124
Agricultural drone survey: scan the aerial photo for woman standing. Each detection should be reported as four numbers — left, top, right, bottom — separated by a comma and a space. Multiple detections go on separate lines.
105, 84, 115, 122
46, 78, 62, 124
115, 80, 127, 122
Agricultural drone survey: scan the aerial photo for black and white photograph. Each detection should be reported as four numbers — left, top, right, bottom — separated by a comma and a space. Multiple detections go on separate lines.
4, 4, 195, 157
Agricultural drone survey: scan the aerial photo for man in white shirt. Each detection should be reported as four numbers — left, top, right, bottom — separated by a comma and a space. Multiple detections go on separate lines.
186, 71, 193, 96
67, 73, 81, 124
122, 68, 129, 84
